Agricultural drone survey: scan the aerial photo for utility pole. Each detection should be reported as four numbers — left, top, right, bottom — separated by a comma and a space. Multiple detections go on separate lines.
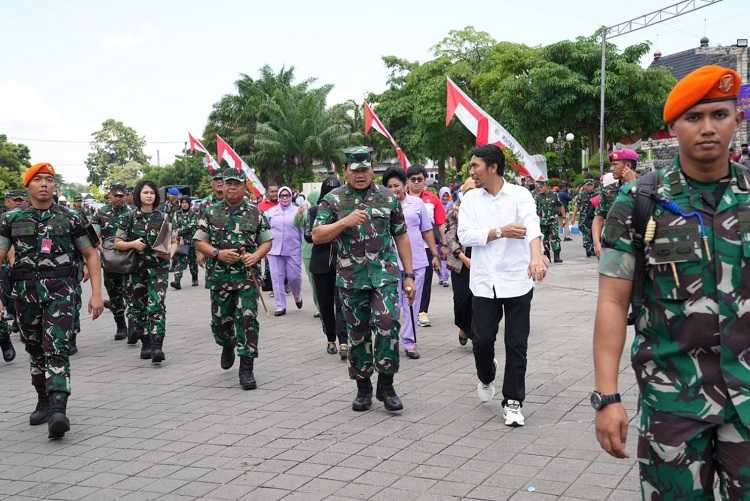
598, 0, 724, 171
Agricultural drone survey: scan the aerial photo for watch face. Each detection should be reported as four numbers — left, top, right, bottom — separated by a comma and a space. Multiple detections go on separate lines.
590, 391, 602, 410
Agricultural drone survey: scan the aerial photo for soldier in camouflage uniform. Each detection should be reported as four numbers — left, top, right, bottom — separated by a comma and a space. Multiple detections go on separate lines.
170, 196, 199, 289
115, 180, 171, 364
194, 168, 272, 390
573, 179, 596, 257
312, 147, 415, 413
0, 191, 25, 363
592, 149, 639, 257
93, 182, 132, 341
197, 172, 225, 287
533, 180, 564, 263
69, 195, 90, 355
593, 65, 750, 498
0, 163, 104, 439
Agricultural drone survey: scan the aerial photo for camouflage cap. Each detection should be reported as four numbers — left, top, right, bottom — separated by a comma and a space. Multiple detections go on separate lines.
584, 178, 595, 185
344, 146, 371, 171
73, 194, 83, 202
5, 190, 25, 200
221, 167, 246, 182
109, 182, 126, 195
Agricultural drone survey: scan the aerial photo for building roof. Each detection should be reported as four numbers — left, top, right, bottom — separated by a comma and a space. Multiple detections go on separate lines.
650, 38, 740, 80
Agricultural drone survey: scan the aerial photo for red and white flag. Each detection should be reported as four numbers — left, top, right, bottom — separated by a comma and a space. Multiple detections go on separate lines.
364, 102, 410, 170
188, 132, 222, 175
215, 134, 266, 198
445, 78, 546, 180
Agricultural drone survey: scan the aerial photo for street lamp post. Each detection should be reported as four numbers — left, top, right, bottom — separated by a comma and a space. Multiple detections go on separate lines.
545, 132, 575, 181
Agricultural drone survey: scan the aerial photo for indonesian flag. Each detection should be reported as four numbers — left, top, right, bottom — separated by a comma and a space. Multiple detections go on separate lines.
445, 78, 546, 181
188, 132, 221, 175
215, 134, 266, 198
364, 102, 410, 170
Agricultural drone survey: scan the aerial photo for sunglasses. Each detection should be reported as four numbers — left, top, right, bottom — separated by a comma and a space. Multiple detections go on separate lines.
409, 176, 425, 183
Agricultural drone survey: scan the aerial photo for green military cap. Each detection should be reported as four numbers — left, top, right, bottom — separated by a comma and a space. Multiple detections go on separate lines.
5, 190, 26, 200
584, 178, 595, 185
536, 179, 548, 185
211, 171, 224, 180
109, 182, 126, 194
73, 194, 83, 202
344, 146, 372, 171
221, 167, 246, 182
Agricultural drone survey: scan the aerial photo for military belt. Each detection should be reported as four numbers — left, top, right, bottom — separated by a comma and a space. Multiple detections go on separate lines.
12, 266, 76, 281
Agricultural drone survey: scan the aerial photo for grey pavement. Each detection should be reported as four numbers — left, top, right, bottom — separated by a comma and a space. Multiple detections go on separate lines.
0, 238, 641, 501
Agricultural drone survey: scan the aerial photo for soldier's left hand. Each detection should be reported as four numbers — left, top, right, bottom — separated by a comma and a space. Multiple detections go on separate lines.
241, 252, 260, 268
403, 277, 416, 304
89, 295, 104, 320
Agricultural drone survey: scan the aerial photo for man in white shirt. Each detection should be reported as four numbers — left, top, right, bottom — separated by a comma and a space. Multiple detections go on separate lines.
458, 144, 549, 427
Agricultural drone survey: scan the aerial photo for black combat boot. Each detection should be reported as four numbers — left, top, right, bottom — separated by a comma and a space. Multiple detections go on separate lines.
191, 276, 199, 287
139, 333, 152, 360
170, 280, 181, 290
1, 333, 15, 362
221, 345, 235, 370
68, 332, 78, 356
352, 378, 373, 412
554, 251, 563, 263
114, 315, 127, 340
150, 336, 165, 364
47, 392, 70, 439
376, 374, 403, 412
126, 320, 139, 345
238, 357, 257, 390
29, 374, 49, 425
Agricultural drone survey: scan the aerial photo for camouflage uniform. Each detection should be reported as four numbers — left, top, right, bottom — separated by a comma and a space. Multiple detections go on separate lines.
93, 203, 131, 321
0, 203, 94, 393
594, 182, 620, 221
600, 159, 750, 498
199, 194, 223, 289
314, 183, 407, 380
534, 190, 562, 256
575, 188, 595, 255
70, 204, 89, 347
0, 203, 14, 362
193, 199, 272, 358
171, 207, 198, 284
116, 210, 170, 346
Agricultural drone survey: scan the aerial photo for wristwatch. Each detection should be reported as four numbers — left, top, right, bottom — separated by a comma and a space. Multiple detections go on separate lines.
495, 228, 503, 239
403, 272, 415, 279
590, 391, 621, 411
211, 248, 220, 258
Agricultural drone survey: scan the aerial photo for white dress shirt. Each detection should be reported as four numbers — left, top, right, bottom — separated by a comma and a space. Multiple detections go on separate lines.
458, 180, 542, 299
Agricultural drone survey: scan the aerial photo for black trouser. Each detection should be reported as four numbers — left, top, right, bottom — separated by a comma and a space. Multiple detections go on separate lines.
471, 289, 533, 405
312, 271, 347, 345
451, 266, 472, 336
420, 248, 433, 314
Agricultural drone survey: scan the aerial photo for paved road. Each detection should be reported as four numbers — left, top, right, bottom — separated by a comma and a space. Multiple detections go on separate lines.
0, 238, 641, 500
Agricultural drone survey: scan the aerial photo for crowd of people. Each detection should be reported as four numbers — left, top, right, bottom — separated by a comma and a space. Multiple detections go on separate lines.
1, 63, 750, 500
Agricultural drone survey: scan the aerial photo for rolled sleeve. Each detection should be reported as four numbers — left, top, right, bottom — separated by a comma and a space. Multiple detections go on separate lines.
74, 235, 93, 251
0, 236, 10, 251
598, 248, 635, 280
193, 229, 209, 242
457, 199, 489, 247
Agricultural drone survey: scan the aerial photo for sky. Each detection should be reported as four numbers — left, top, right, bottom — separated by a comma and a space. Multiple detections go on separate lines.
2, 0, 748, 184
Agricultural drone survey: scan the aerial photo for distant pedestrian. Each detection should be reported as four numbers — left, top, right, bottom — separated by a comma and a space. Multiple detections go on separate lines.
265, 186, 304, 316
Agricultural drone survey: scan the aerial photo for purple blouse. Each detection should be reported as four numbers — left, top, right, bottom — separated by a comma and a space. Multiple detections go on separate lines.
266, 203, 302, 257
398, 194, 432, 270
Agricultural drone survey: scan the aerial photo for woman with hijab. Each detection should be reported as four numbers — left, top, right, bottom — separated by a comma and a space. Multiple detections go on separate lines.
383, 168, 439, 359
437, 187, 453, 287
265, 186, 303, 316
304, 177, 349, 358
114, 180, 171, 363
445, 178, 475, 346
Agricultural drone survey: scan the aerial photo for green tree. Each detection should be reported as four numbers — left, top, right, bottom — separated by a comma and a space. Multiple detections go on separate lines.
142, 155, 210, 196
0, 134, 30, 193
85, 119, 149, 185
106, 160, 145, 187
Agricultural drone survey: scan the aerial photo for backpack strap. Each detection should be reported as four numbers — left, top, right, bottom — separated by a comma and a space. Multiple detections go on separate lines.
628, 170, 659, 325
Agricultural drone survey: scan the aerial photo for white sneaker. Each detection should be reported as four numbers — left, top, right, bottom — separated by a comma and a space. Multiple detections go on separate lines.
418, 312, 431, 327
503, 400, 525, 427
477, 381, 496, 402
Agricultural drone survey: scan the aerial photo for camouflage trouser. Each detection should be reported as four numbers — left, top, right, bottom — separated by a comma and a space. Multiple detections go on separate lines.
540, 222, 561, 255
339, 283, 400, 380
131, 268, 168, 340
172, 245, 198, 283
579, 219, 593, 254
639, 401, 750, 500
73, 283, 82, 333
14, 278, 76, 394
210, 282, 259, 358
103, 271, 128, 318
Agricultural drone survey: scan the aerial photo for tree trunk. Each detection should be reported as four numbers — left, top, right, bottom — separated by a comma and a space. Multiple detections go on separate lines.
437, 157, 446, 186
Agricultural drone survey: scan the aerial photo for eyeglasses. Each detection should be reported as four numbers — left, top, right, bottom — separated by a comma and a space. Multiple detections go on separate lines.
279, 193, 291, 198
409, 176, 425, 183
113, 194, 125, 198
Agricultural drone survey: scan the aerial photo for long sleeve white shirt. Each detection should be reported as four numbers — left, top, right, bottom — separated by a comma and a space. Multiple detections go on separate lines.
458, 180, 542, 299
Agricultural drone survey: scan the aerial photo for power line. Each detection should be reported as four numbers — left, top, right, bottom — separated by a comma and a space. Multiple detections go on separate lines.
7, 136, 184, 145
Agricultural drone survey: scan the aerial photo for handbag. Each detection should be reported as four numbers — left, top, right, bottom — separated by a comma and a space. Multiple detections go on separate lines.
151, 215, 173, 258
100, 238, 137, 274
